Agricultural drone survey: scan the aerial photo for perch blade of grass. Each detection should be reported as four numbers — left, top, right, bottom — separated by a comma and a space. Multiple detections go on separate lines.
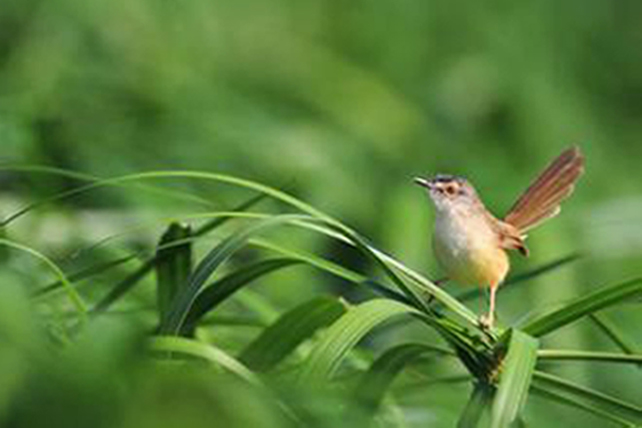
298, 299, 422, 385
239, 296, 347, 372
491, 329, 539, 428
522, 278, 642, 337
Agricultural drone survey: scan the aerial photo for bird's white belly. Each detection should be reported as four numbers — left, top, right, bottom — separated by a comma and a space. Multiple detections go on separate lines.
432, 212, 509, 286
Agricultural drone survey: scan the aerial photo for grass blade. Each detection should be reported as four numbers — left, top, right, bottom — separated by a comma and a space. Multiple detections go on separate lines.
159, 214, 306, 335
92, 259, 155, 313
0, 238, 88, 317
458, 383, 493, 428
491, 329, 539, 428
522, 278, 642, 337
149, 336, 259, 385
156, 223, 193, 325
353, 343, 453, 421
239, 297, 347, 372
298, 299, 422, 385
532, 371, 642, 422
531, 385, 635, 427
589, 314, 640, 356
183, 258, 303, 334
537, 350, 642, 365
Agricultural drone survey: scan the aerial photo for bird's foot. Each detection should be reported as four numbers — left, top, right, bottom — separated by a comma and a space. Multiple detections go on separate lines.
478, 314, 494, 330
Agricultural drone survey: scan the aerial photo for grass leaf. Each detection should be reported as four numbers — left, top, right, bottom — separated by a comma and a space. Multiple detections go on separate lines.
490, 329, 539, 428
353, 343, 453, 421
183, 258, 303, 334
239, 297, 348, 372
522, 278, 642, 337
159, 214, 306, 335
458, 383, 493, 428
537, 350, 642, 365
156, 223, 193, 325
532, 371, 642, 423
298, 299, 422, 385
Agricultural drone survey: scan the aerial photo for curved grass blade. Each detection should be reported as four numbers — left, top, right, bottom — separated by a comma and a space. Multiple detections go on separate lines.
522, 278, 642, 337
239, 297, 348, 372
2, 170, 479, 327
531, 385, 635, 428
537, 350, 642, 365
491, 329, 539, 428
149, 336, 259, 385
193, 193, 268, 237
156, 223, 193, 324
353, 343, 453, 421
532, 371, 642, 422
458, 383, 493, 428
0, 171, 333, 227
0, 165, 217, 220
159, 214, 307, 335
0, 238, 88, 317
298, 299, 422, 385
182, 258, 304, 334
33, 255, 136, 298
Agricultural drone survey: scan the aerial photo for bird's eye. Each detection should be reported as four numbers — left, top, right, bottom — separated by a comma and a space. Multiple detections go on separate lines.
444, 185, 457, 195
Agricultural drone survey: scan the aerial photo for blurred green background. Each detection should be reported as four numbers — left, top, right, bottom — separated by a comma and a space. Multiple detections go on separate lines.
0, 0, 640, 426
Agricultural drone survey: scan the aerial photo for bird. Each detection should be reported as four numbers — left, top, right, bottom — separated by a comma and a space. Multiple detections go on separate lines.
414, 147, 584, 329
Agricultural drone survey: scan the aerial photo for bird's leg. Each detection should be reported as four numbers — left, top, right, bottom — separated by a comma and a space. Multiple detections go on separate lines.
479, 283, 496, 330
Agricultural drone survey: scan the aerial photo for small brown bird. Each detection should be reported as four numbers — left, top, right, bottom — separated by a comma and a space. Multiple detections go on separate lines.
415, 147, 584, 328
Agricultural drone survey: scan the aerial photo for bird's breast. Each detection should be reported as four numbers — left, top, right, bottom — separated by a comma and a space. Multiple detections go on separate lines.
432, 210, 509, 287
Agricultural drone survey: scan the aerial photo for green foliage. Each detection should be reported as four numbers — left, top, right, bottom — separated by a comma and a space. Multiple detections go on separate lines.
0, 172, 639, 428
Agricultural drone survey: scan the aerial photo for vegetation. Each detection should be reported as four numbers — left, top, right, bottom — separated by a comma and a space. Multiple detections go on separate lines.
0, 1, 641, 427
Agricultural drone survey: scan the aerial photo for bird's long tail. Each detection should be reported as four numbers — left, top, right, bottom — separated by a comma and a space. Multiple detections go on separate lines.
504, 146, 585, 232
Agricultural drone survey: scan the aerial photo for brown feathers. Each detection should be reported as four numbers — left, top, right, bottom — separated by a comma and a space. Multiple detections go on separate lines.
504, 146, 584, 233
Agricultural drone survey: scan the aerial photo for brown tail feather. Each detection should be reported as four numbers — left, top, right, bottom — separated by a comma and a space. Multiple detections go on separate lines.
504, 146, 584, 232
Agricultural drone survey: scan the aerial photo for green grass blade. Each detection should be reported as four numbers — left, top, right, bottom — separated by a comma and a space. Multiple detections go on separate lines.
458, 383, 493, 428
159, 214, 306, 335
92, 259, 155, 313
0, 238, 88, 318
522, 278, 642, 337
491, 330, 539, 428
298, 299, 422, 385
193, 193, 268, 237
33, 255, 136, 298
183, 258, 304, 334
156, 223, 193, 325
537, 350, 642, 365
353, 343, 453, 420
589, 314, 640, 356
149, 336, 260, 385
239, 297, 348, 372
532, 371, 642, 422
531, 385, 635, 427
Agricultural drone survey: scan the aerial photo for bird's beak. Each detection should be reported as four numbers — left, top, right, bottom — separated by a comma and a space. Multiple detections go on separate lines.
414, 177, 433, 189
